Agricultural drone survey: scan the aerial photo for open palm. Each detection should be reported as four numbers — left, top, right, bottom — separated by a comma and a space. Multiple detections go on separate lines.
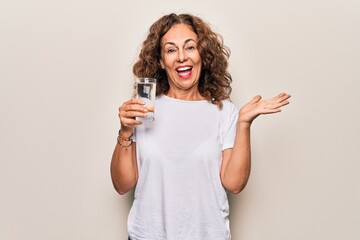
239, 93, 291, 125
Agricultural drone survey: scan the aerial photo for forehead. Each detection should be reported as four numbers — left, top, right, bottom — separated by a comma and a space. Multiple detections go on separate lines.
161, 23, 198, 46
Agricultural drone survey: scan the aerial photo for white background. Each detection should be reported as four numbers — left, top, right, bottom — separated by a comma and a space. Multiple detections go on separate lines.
1, 0, 359, 239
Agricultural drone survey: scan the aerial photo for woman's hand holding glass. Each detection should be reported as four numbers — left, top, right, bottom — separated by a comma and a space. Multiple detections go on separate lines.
118, 98, 148, 135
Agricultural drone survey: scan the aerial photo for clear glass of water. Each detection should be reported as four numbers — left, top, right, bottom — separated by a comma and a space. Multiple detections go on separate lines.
135, 77, 156, 121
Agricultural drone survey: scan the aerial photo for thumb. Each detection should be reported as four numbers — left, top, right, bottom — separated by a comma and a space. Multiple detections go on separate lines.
250, 95, 262, 104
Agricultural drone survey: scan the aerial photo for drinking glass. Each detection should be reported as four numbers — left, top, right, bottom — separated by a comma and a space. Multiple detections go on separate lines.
135, 77, 156, 121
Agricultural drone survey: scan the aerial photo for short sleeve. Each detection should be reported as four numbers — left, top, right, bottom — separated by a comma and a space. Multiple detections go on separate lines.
221, 102, 239, 150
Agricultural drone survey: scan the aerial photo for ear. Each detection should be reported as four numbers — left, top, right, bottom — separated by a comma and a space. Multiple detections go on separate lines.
159, 59, 165, 69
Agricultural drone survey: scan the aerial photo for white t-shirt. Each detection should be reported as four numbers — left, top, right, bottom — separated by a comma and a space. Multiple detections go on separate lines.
128, 95, 238, 240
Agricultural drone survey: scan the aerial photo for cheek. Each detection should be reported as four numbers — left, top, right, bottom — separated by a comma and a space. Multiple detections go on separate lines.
194, 53, 202, 65
162, 56, 175, 67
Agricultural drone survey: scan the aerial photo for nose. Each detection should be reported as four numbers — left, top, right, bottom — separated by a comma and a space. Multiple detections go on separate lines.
177, 49, 188, 63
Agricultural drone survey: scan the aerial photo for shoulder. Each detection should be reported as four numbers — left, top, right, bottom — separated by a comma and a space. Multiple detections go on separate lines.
221, 99, 238, 113
219, 100, 239, 126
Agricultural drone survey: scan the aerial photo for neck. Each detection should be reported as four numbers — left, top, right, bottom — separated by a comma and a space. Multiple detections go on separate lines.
166, 89, 205, 101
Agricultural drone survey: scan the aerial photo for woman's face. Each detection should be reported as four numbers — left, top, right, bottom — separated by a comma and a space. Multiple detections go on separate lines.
160, 23, 202, 99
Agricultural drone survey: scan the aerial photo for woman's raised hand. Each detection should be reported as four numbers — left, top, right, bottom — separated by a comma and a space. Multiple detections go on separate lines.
239, 93, 291, 126
118, 99, 148, 134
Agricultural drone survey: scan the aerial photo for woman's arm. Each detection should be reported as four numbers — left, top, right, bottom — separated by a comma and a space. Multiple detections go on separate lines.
220, 93, 291, 194
110, 99, 148, 195
111, 135, 138, 195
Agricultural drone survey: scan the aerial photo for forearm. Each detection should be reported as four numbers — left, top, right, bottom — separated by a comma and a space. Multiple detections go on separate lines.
221, 93, 290, 194
111, 98, 148, 195
110, 139, 138, 195
222, 122, 252, 194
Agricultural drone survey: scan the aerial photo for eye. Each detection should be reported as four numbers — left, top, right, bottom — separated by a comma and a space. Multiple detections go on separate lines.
186, 45, 196, 51
166, 48, 176, 54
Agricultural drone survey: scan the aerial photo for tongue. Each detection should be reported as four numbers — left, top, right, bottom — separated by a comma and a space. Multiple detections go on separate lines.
178, 70, 191, 78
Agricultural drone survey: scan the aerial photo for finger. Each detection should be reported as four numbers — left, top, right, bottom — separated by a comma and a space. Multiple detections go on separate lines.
275, 93, 291, 102
121, 104, 149, 113
268, 93, 283, 101
120, 109, 147, 119
277, 100, 290, 108
250, 95, 262, 104
266, 101, 289, 110
120, 101, 149, 113
265, 100, 289, 110
260, 108, 282, 115
121, 99, 146, 109
267, 94, 290, 104
121, 118, 143, 127
124, 98, 146, 105
119, 104, 148, 123
120, 116, 145, 132
130, 98, 146, 105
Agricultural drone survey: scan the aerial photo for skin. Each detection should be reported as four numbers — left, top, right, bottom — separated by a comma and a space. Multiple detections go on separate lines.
159, 24, 204, 101
110, 23, 291, 195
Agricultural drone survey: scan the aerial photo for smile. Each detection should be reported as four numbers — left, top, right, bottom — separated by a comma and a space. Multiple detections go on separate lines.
176, 66, 193, 78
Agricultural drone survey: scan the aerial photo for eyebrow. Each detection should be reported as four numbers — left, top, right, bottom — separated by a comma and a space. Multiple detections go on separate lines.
163, 38, 196, 47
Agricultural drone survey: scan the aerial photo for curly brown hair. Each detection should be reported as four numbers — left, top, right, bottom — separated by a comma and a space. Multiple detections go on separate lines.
133, 13, 232, 108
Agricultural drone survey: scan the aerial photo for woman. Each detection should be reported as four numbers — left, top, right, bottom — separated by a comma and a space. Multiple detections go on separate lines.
111, 13, 290, 240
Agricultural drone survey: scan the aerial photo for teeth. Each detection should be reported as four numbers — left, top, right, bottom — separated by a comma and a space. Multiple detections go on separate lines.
177, 66, 192, 72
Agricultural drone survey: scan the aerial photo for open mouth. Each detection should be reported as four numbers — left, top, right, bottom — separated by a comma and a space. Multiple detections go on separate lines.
176, 66, 193, 78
